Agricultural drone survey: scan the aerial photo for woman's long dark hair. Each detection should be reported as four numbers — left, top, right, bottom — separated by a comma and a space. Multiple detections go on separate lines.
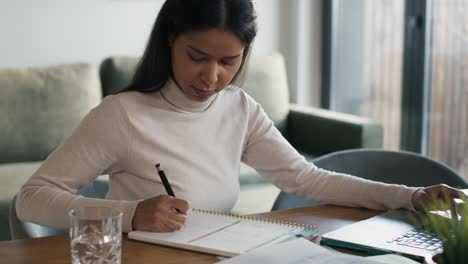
122, 0, 257, 93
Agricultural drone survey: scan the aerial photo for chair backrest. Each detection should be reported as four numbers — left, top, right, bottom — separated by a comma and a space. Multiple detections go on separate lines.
99, 53, 290, 132
271, 148, 468, 211
0, 64, 102, 164
9, 178, 109, 240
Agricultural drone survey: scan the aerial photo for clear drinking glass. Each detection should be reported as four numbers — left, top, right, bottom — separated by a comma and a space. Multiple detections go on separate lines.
69, 207, 123, 264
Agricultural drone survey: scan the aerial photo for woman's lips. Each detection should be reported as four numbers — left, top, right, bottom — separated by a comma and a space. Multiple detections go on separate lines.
192, 86, 214, 98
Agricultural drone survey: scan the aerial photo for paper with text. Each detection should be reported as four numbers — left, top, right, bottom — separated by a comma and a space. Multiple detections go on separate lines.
128, 210, 317, 257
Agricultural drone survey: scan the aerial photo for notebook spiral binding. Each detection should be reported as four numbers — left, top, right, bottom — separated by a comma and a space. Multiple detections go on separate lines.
193, 209, 317, 231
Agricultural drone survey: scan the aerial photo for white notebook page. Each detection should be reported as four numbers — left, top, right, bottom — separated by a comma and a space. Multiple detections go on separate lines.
128, 209, 316, 256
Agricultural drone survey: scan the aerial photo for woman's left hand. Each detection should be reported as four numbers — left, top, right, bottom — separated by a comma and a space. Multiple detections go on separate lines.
412, 184, 467, 216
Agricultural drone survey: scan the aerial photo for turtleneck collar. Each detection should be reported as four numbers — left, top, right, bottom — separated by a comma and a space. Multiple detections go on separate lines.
159, 78, 218, 113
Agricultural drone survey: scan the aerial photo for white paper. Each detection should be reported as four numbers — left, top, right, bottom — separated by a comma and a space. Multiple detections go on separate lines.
366, 254, 419, 264
128, 210, 316, 256
216, 238, 387, 264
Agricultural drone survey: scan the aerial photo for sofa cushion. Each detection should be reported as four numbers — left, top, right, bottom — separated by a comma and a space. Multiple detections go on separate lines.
0, 161, 42, 241
241, 53, 289, 131
239, 163, 265, 185
0, 64, 102, 163
100, 56, 138, 96
0, 162, 42, 201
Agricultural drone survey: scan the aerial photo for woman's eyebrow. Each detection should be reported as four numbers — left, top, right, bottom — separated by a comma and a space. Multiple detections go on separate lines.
187, 45, 242, 59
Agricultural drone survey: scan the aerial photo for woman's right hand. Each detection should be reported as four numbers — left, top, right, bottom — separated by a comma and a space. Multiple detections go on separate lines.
132, 195, 190, 232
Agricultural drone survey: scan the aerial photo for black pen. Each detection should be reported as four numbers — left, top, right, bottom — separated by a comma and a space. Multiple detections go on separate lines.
156, 164, 182, 213
156, 163, 176, 196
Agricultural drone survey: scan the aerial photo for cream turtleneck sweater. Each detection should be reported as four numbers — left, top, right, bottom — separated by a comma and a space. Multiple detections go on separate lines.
17, 79, 418, 232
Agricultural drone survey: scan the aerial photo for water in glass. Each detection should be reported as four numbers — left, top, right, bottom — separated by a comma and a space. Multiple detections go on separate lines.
70, 207, 122, 264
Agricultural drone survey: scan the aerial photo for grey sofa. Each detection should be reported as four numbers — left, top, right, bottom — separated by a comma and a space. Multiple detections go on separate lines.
0, 53, 383, 240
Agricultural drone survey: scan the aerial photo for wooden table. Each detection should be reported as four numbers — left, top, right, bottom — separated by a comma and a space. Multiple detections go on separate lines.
0, 205, 381, 264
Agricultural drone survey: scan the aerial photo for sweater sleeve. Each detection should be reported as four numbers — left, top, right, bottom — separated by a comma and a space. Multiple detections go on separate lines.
241, 97, 418, 211
16, 95, 140, 232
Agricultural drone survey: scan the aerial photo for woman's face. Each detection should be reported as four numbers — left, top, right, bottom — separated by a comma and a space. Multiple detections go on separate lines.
170, 28, 245, 101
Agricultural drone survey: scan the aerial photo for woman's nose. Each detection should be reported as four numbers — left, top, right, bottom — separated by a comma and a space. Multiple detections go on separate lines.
200, 62, 218, 87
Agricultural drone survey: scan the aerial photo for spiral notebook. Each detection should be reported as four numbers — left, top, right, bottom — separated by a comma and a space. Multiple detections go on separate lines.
128, 209, 318, 257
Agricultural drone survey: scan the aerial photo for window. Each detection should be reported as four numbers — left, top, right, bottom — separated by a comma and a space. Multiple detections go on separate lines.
326, 0, 405, 150
427, 0, 468, 178
324, 0, 467, 179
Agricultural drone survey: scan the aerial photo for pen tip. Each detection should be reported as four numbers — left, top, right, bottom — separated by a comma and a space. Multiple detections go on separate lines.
155, 163, 160, 168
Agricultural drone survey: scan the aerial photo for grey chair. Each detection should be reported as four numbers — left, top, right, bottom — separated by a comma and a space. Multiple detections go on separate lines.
271, 148, 468, 211
9, 178, 109, 240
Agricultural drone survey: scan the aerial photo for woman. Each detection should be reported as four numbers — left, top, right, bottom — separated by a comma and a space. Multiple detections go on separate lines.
17, 0, 464, 233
